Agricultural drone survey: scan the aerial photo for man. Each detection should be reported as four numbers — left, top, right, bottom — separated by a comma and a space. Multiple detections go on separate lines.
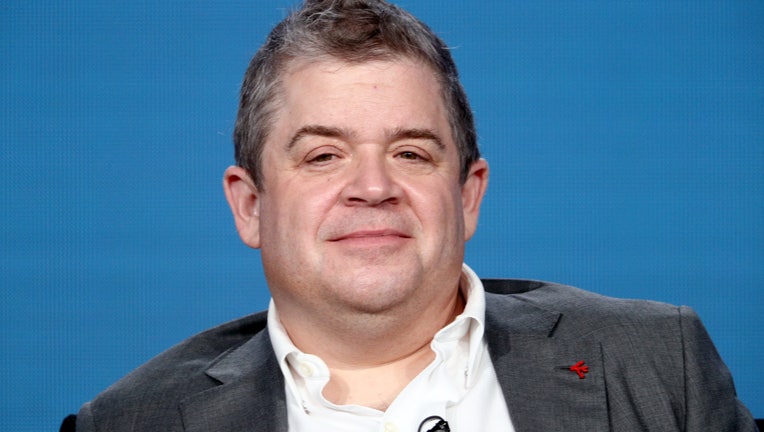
68, 0, 757, 431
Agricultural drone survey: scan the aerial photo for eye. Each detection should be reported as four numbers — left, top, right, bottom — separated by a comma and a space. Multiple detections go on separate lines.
395, 148, 432, 163
308, 153, 338, 163
303, 145, 344, 165
398, 151, 421, 160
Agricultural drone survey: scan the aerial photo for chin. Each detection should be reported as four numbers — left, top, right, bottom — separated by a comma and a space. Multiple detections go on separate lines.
329, 276, 419, 313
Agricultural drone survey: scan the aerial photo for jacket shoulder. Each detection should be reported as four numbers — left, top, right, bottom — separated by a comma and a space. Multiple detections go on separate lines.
79, 311, 269, 431
482, 278, 691, 343
112, 311, 269, 386
483, 278, 681, 323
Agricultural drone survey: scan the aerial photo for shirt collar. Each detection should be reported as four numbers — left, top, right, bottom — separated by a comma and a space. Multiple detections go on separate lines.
432, 263, 486, 388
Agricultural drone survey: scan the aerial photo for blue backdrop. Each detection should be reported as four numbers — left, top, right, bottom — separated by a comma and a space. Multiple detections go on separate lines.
2, 1, 762, 430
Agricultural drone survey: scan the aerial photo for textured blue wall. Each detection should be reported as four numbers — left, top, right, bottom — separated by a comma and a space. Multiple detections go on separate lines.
2, 1, 762, 429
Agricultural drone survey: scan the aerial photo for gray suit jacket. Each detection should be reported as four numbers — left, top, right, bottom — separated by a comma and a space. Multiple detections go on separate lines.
75, 279, 758, 431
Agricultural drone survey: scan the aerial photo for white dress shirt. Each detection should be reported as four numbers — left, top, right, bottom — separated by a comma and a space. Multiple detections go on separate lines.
267, 263, 515, 432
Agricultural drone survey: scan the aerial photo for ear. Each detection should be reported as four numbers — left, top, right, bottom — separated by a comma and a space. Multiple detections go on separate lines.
461, 158, 489, 241
223, 166, 262, 249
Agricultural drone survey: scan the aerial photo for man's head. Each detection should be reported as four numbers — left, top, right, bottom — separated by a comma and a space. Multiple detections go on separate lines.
233, 0, 479, 190
224, 0, 488, 343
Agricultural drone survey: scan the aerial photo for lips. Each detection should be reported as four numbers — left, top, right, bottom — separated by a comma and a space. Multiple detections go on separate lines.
329, 228, 412, 242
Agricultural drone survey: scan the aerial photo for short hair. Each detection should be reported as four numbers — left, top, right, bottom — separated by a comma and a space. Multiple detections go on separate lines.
233, 0, 479, 189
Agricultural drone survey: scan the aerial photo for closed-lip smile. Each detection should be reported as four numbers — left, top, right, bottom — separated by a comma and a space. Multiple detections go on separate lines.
329, 229, 411, 242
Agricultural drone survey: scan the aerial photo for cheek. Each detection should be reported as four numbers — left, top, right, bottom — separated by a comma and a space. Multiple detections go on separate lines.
409, 175, 462, 209
264, 185, 338, 237
408, 184, 464, 232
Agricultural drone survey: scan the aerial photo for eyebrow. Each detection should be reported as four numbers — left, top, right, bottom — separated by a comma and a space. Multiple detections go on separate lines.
286, 125, 445, 150
287, 125, 353, 150
386, 127, 445, 151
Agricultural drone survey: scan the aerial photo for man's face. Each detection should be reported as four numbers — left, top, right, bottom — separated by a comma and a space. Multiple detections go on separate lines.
225, 57, 487, 321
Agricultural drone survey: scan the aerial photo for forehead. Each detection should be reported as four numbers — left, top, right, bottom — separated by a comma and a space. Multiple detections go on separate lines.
281, 55, 441, 87
271, 57, 450, 137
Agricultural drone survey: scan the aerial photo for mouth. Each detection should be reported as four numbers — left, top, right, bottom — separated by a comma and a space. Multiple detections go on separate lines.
329, 229, 412, 242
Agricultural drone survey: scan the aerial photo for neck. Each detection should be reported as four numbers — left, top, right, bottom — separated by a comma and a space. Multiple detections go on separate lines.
277, 284, 466, 408
323, 338, 435, 409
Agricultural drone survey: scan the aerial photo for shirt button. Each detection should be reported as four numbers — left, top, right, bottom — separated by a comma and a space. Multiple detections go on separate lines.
383, 422, 398, 432
297, 362, 314, 377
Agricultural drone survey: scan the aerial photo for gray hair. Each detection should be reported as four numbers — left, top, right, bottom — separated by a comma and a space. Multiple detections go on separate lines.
233, 0, 479, 189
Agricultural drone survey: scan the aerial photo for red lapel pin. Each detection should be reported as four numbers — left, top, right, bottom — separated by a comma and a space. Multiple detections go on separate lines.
569, 360, 589, 379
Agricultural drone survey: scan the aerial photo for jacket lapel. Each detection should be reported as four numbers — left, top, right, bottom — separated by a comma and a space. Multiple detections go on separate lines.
179, 330, 288, 432
485, 292, 609, 431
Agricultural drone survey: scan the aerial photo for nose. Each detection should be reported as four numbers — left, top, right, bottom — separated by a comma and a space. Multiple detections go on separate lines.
340, 152, 402, 206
